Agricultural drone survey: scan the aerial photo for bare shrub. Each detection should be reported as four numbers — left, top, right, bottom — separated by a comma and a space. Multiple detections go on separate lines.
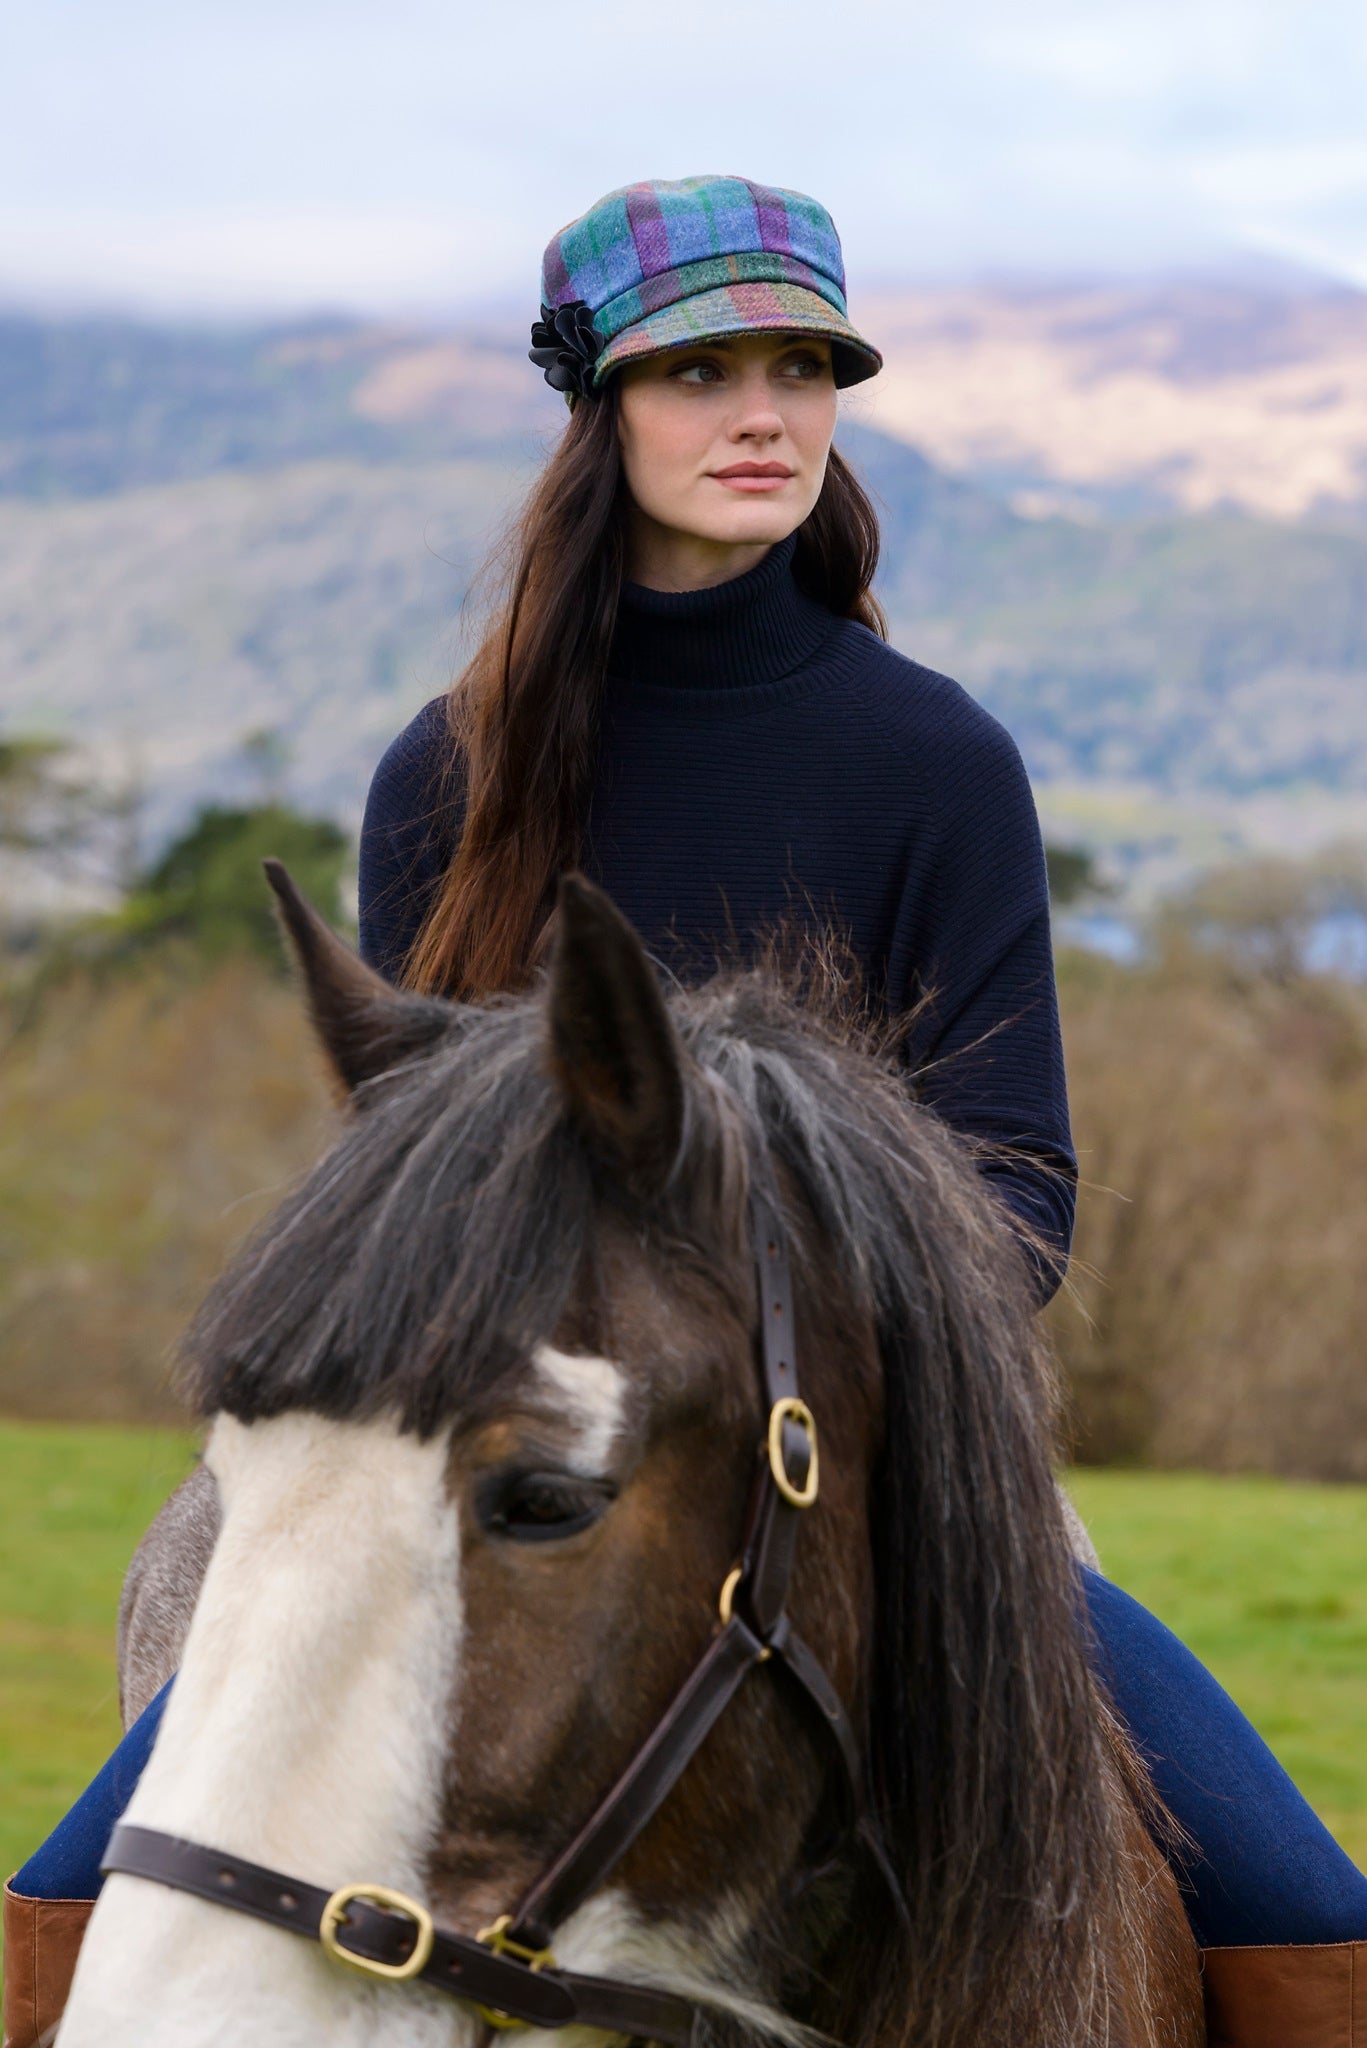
0, 961, 333, 1421
1050, 950, 1367, 1479
1153, 842, 1367, 983
2, 946, 1364, 1480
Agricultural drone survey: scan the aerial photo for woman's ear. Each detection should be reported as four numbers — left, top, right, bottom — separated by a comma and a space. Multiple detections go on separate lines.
262, 859, 457, 1098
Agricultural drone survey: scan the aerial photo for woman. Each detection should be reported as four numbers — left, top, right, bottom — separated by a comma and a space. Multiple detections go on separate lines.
7, 175, 1365, 2048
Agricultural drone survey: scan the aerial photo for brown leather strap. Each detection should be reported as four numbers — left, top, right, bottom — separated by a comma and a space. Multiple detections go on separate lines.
508, 1179, 825, 1951
509, 1616, 768, 1949
723, 1194, 862, 1826
100, 1825, 696, 2044
737, 1459, 802, 1643
733, 1185, 811, 1639
750, 1183, 800, 1409
570, 1973, 703, 2042
772, 1623, 864, 1817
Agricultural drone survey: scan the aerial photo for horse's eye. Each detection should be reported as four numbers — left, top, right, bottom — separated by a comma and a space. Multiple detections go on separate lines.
478, 1471, 614, 1544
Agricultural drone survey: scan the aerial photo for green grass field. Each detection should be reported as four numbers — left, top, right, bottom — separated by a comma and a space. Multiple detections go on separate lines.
1, 1424, 1364, 1895
1068, 1467, 1367, 1866
1, 1422, 198, 1886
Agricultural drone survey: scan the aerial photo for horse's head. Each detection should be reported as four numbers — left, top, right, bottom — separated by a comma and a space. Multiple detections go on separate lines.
60, 874, 1177, 2048
60, 873, 890, 2048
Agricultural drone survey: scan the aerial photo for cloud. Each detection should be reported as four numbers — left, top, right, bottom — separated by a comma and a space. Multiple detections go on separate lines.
3, 0, 1364, 310
0, 207, 484, 315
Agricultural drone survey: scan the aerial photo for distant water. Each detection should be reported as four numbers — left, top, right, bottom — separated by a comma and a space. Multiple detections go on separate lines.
1055, 910, 1144, 965
1305, 911, 1367, 981
1056, 908, 1367, 981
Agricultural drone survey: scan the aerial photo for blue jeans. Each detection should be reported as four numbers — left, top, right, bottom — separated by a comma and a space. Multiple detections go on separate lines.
16, 1573, 1367, 1950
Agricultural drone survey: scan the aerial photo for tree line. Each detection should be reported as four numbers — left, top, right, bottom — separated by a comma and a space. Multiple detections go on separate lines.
0, 729, 350, 976
7, 726, 1365, 987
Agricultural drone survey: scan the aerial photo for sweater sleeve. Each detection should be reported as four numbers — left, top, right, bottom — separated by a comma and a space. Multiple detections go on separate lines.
892, 702, 1077, 1304
357, 695, 462, 984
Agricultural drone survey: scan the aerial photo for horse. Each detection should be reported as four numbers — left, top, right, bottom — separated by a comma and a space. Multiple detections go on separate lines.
58, 868, 1204, 2048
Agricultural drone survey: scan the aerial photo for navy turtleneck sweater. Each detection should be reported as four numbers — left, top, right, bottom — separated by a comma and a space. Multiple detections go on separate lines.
357, 533, 1076, 1297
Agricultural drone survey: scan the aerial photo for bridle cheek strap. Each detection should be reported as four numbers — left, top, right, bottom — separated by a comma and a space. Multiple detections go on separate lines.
504, 1180, 860, 1952
99, 1173, 868, 2040
507, 1612, 772, 1949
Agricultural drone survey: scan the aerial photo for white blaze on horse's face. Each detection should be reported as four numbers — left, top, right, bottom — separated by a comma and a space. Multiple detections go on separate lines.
533, 1343, 626, 1472
60, 1322, 793, 2047
58, 1411, 471, 2048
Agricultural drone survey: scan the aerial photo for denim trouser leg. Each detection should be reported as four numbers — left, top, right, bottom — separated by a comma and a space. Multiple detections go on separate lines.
14, 1680, 173, 1899
1080, 1568, 1367, 1947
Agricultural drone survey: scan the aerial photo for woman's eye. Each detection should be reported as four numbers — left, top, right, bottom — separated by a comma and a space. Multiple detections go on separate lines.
478, 1471, 614, 1544
674, 360, 725, 384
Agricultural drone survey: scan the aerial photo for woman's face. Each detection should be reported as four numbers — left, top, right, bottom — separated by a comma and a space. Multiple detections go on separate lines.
615, 330, 838, 586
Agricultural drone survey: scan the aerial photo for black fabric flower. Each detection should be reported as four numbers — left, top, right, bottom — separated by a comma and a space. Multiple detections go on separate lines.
528, 299, 603, 396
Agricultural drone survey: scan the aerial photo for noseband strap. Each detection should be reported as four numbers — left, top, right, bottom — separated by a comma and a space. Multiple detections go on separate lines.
101, 1172, 870, 2040
100, 1821, 698, 2043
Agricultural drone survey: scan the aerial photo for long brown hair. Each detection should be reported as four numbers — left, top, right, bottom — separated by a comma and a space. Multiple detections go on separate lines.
404, 381, 888, 1000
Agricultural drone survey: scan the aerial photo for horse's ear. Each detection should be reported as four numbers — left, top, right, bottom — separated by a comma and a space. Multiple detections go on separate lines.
546, 873, 686, 1196
263, 859, 454, 1096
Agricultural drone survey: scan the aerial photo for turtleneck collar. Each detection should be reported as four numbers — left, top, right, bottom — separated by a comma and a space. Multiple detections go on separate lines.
607, 533, 839, 692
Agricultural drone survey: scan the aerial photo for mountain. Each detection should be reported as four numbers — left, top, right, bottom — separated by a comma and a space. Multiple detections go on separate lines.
846, 416, 1367, 791
1, 302, 1364, 891
0, 310, 558, 498
853, 272, 1367, 522
0, 457, 513, 842
11, 273, 1367, 523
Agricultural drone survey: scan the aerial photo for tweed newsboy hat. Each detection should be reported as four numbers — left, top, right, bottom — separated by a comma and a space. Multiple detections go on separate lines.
530, 174, 882, 395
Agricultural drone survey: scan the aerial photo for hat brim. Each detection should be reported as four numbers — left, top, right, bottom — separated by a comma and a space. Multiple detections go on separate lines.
591, 280, 882, 391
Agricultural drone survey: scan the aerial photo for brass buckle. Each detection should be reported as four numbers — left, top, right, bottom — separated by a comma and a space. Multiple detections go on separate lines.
717, 1565, 770, 1660
319, 1881, 435, 1981
767, 1397, 819, 1508
475, 1913, 558, 2028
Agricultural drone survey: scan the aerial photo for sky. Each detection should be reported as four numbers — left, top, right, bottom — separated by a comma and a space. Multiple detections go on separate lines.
3, 0, 1366, 317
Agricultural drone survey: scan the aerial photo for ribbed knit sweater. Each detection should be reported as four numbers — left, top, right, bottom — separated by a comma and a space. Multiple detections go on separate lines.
358, 533, 1076, 1299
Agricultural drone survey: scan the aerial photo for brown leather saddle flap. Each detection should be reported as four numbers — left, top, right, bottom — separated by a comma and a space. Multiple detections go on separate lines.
3, 1882, 94, 2048
1203, 1941, 1365, 2048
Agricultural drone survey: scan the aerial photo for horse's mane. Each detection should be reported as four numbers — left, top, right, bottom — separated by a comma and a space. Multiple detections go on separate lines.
184, 934, 1138, 2048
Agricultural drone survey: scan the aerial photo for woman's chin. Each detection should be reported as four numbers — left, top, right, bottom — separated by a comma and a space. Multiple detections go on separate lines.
692, 504, 806, 547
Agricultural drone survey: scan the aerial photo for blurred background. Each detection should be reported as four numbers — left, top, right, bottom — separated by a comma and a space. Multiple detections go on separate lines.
1, 0, 1365, 1875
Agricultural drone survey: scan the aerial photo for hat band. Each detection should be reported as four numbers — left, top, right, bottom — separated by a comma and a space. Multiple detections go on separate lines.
590, 250, 847, 345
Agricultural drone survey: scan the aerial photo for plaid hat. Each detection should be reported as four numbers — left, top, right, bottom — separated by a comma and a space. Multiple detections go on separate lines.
529, 175, 882, 396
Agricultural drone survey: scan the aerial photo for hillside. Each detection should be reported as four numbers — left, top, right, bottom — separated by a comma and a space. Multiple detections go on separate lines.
1, 298, 1365, 883
0, 311, 557, 498
0, 457, 516, 840
9, 275, 1367, 522
854, 272, 1367, 521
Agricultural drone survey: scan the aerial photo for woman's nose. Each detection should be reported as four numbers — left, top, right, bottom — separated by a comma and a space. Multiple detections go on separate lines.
728, 388, 785, 440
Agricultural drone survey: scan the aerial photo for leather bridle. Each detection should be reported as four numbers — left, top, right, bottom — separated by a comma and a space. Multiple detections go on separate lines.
102, 1180, 868, 2042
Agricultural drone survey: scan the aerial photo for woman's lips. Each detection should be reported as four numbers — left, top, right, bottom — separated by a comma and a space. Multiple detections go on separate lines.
710, 470, 793, 493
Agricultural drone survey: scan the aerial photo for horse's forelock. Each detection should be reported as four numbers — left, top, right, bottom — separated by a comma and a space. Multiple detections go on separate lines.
181, 989, 748, 1433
